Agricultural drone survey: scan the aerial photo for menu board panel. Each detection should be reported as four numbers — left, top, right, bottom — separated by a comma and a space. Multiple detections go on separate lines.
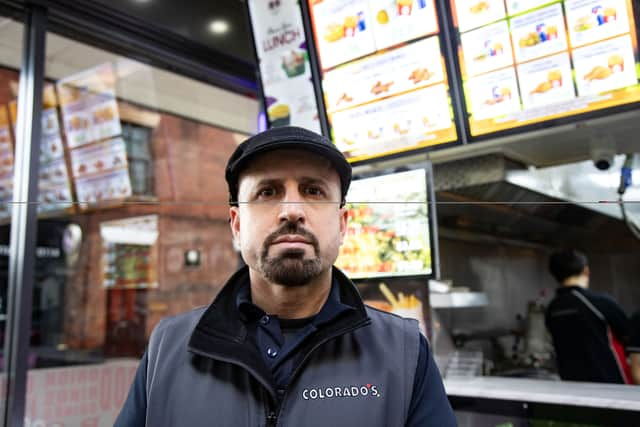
451, 0, 640, 136
332, 84, 454, 158
505, 0, 555, 16
248, 0, 321, 131
6, 85, 75, 217
38, 157, 73, 215
455, 0, 507, 32
70, 137, 131, 210
308, 0, 457, 161
311, 0, 377, 70
336, 169, 433, 278
57, 63, 133, 209
57, 63, 121, 148
565, 0, 630, 47
75, 168, 132, 207
368, 0, 439, 50
0, 107, 13, 178
41, 108, 64, 162
461, 21, 514, 76
467, 67, 521, 119
323, 36, 445, 112
510, 4, 568, 63
572, 35, 637, 96
0, 107, 13, 221
38, 85, 74, 216
517, 52, 575, 108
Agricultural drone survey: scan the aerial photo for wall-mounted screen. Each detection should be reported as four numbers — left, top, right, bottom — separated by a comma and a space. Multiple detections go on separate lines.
335, 168, 435, 278
451, 0, 640, 137
307, 0, 458, 162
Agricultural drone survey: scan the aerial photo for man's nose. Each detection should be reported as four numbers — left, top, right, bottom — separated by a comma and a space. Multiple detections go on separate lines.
277, 191, 307, 223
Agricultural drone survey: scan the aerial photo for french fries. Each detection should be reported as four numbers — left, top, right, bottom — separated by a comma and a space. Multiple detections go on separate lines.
378, 283, 420, 309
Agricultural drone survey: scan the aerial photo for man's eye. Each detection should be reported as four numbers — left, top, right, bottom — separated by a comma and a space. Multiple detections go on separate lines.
258, 188, 276, 198
305, 186, 324, 196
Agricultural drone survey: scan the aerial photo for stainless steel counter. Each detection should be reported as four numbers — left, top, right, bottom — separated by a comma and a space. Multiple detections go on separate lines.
444, 377, 640, 411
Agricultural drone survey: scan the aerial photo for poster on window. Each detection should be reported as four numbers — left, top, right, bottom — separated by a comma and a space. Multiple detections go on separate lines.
71, 137, 132, 209
248, 0, 321, 132
57, 63, 122, 148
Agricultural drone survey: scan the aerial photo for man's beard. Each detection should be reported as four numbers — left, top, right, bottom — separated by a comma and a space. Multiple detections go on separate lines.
258, 221, 323, 287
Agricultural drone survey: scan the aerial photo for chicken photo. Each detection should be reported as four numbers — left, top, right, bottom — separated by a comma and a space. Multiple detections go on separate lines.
371, 81, 394, 95
530, 81, 553, 95
336, 92, 354, 106
469, 1, 489, 14
583, 65, 612, 81
409, 68, 432, 84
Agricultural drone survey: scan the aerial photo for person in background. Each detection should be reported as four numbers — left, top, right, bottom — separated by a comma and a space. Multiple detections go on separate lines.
115, 126, 456, 426
545, 249, 631, 384
628, 310, 640, 385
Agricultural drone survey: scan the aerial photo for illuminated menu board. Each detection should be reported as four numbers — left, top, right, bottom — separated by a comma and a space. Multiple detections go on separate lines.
248, 0, 321, 132
308, 0, 457, 162
452, 0, 640, 136
336, 169, 433, 278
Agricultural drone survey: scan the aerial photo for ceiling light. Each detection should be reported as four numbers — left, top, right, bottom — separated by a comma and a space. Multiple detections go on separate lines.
208, 19, 230, 35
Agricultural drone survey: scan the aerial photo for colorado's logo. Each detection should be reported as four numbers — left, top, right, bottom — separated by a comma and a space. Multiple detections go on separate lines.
302, 384, 381, 400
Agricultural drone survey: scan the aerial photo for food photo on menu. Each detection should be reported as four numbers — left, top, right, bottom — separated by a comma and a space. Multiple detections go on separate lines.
460, 21, 514, 77
454, 0, 506, 32
509, 3, 568, 64
467, 67, 521, 120
572, 35, 637, 96
505, 0, 553, 16
312, 0, 377, 69
516, 52, 576, 108
368, 0, 439, 50
565, 0, 630, 48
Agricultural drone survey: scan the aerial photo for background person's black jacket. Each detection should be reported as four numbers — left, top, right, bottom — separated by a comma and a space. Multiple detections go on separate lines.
545, 286, 629, 383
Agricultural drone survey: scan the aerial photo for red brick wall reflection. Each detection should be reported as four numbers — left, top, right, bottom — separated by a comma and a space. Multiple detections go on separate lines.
62, 106, 242, 354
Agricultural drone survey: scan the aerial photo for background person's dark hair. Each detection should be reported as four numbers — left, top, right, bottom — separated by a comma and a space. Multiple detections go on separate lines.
548, 249, 588, 283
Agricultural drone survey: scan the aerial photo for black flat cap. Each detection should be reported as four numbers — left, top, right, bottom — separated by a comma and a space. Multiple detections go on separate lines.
225, 126, 352, 206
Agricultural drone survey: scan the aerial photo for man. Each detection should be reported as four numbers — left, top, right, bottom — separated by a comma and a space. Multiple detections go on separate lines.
115, 126, 456, 426
545, 249, 630, 384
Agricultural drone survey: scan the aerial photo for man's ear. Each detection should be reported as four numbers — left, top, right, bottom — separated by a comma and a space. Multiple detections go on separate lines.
229, 206, 240, 242
338, 206, 348, 245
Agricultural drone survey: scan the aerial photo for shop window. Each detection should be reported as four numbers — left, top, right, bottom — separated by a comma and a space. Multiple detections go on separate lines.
8, 28, 255, 426
121, 122, 154, 197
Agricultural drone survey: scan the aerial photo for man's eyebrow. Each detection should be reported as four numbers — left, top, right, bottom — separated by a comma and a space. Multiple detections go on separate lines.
298, 176, 330, 186
252, 178, 281, 187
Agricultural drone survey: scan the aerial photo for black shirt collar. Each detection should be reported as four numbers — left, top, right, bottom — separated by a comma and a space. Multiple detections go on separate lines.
236, 275, 354, 326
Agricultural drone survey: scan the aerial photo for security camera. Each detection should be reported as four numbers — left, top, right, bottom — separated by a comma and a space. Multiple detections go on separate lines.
591, 147, 615, 171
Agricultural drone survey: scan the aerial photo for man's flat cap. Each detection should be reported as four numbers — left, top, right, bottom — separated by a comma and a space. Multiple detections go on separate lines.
225, 126, 351, 205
